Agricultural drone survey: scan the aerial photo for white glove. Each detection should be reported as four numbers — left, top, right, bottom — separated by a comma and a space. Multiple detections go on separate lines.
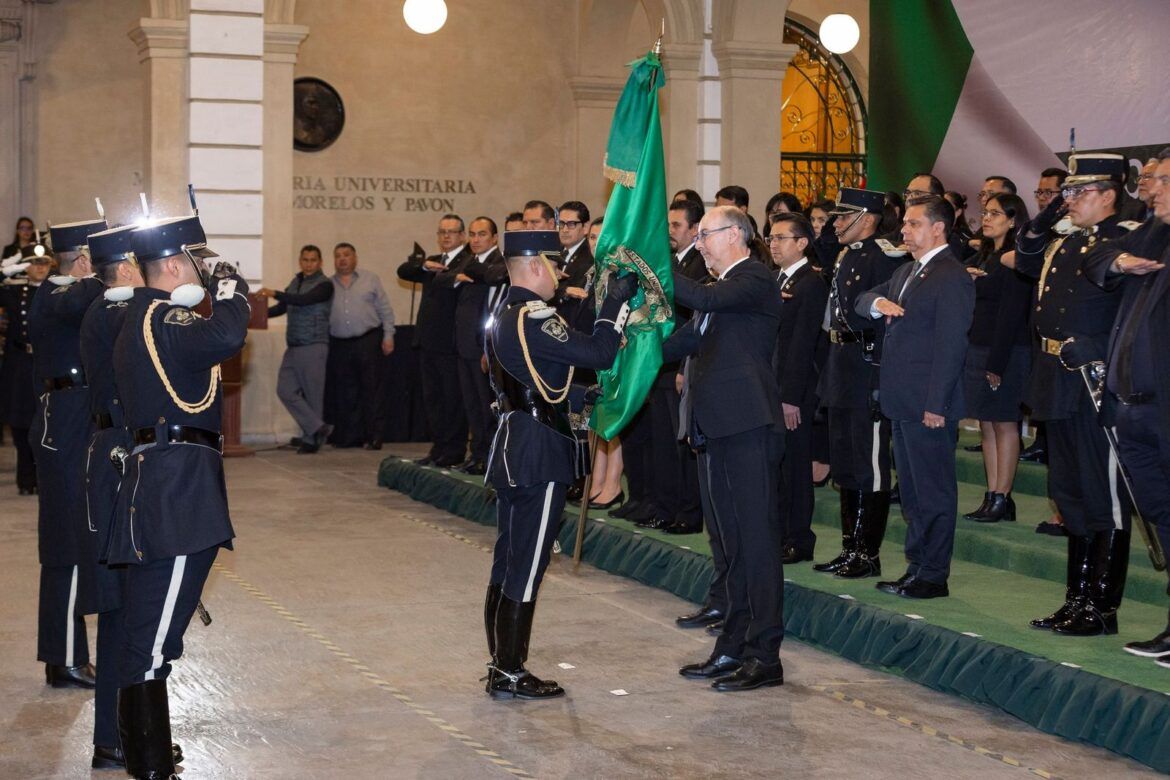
1, 253, 22, 268
2, 262, 30, 277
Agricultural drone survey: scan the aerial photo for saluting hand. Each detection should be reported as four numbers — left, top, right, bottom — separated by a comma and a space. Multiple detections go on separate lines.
874, 298, 905, 322
423, 260, 445, 272
1115, 254, 1166, 275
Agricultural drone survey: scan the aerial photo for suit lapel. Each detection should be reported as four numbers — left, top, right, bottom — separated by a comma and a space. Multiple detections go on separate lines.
899, 250, 947, 304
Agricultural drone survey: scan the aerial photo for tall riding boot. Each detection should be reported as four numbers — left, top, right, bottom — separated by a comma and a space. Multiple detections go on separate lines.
488, 596, 564, 700
813, 489, 862, 573
117, 679, 176, 780
1030, 533, 1091, 629
1054, 529, 1130, 636
482, 584, 503, 691
836, 491, 889, 578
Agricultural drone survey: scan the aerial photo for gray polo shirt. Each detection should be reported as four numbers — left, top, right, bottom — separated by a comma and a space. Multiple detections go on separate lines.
330, 268, 396, 339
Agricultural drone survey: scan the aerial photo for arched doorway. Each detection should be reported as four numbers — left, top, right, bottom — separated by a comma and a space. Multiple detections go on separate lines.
779, 18, 867, 206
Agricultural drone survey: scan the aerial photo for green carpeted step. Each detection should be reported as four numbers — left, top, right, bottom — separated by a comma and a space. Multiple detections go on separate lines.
954, 427, 1050, 498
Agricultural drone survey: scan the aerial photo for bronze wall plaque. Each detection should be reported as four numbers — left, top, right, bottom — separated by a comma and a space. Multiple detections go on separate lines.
294, 77, 345, 152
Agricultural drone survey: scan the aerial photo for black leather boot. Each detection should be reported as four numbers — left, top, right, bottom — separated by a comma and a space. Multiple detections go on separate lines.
963, 491, 994, 521
975, 492, 1016, 523
1030, 533, 1091, 630
482, 584, 502, 691
813, 489, 862, 573
1054, 529, 1130, 636
488, 596, 565, 700
91, 743, 184, 770
117, 679, 176, 779
836, 491, 889, 579
45, 662, 97, 689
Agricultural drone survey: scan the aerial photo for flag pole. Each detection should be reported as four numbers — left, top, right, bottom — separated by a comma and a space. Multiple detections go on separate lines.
572, 431, 599, 570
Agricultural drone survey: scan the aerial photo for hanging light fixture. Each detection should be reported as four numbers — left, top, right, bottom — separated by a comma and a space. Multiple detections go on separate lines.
818, 13, 859, 54
403, 0, 448, 35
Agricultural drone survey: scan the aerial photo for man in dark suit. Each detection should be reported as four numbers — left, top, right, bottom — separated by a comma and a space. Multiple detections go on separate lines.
397, 214, 472, 467
438, 216, 508, 475
665, 205, 786, 691
857, 196, 975, 599
1084, 148, 1170, 662
768, 213, 829, 563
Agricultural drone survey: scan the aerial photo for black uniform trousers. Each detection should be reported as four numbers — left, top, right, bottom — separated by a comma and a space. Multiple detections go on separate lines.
648, 381, 702, 525
893, 419, 959, 585
828, 406, 892, 492
701, 425, 785, 662
325, 327, 387, 447
621, 405, 653, 504
456, 356, 493, 462
94, 589, 125, 747
1115, 403, 1170, 587
780, 404, 817, 554
490, 482, 568, 603
119, 546, 217, 687
13, 426, 36, 491
1046, 406, 1130, 537
420, 349, 467, 462
37, 564, 88, 667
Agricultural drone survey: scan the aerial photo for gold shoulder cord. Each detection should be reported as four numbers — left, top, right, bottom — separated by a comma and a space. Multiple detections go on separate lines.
1037, 235, 1067, 302
143, 299, 221, 414
516, 305, 573, 404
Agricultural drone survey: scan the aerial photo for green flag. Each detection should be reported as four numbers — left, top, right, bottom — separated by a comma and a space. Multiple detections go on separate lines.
590, 52, 674, 441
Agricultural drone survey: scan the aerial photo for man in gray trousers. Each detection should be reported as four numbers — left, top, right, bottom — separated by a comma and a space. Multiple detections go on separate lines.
261, 244, 335, 453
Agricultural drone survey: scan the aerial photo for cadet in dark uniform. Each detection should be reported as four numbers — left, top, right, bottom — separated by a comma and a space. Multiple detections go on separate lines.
109, 215, 249, 779
0, 245, 49, 494
28, 218, 108, 690
1082, 148, 1170, 664
1015, 153, 1134, 636
811, 188, 907, 579
483, 230, 636, 700
80, 224, 177, 770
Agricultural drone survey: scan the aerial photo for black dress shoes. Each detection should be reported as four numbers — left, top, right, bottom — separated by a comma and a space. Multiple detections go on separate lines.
609, 499, 641, 519
45, 663, 96, 689
898, 578, 949, 599
459, 459, 487, 476
565, 482, 585, 504
626, 503, 658, 523
679, 653, 742, 680
589, 491, 625, 510
705, 621, 724, 636
664, 520, 702, 535
433, 454, 466, 467
364, 439, 383, 451
781, 546, 814, 564
675, 605, 723, 628
636, 516, 674, 530
875, 572, 913, 595
92, 743, 184, 770
712, 657, 783, 691
1124, 628, 1170, 658
1019, 444, 1047, 463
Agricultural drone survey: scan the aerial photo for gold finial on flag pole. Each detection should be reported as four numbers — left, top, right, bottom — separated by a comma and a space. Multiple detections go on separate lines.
653, 17, 664, 55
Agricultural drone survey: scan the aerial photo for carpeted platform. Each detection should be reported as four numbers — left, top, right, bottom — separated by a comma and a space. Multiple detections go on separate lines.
377, 436, 1170, 774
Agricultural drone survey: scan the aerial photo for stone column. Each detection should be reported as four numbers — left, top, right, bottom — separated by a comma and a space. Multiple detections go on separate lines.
568, 75, 624, 214
0, 0, 40, 230
262, 19, 308, 284
712, 40, 798, 211
659, 41, 702, 197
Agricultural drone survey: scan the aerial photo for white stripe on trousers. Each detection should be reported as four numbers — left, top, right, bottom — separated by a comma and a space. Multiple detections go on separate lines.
1108, 442, 1123, 530
523, 483, 556, 602
145, 555, 187, 681
65, 565, 78, 667
871, 421, 883, 492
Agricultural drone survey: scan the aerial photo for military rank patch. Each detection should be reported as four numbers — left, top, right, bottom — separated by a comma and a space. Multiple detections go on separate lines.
164, 308, 198, 326
525, 300, 556, 319
541, 318, 569, 342
50, 285, 71, 295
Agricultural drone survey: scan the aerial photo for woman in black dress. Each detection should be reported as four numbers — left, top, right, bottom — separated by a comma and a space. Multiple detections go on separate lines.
962, 193, 1033, 522
1, 216, 36, 259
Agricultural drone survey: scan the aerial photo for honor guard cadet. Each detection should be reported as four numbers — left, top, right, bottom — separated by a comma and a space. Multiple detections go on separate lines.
81, 224, 185, 771
483, 229, 636, 700
1015, 153, 1135, 636
0, 245, 50, 494
109, 215, 249, 780
811, 188, 907, 579
27, 217, 108, 691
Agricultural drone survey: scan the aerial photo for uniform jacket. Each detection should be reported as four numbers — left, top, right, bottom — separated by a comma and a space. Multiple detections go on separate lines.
397, 244, 473, 353
967, 246, 1034, 376
107, 275, 250, 564
856, 246, 974, 421
0, 281, 39, 427
437, 247, 508, 361
773, 261, 828, 409
663, 257, 784, 444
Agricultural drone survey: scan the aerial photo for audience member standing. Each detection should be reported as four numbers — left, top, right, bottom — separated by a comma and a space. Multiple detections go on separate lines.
262, 245, 334, 453
2, 216, 36, 259
398, 215, 471, 466
859, 196, 975, 599
327, 242, 395, 449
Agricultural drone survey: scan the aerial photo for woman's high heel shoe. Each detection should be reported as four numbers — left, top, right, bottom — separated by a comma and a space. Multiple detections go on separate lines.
589, 491, 625, 510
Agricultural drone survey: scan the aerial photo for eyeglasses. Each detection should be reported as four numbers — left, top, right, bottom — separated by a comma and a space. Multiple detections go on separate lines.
1061, 186, 1106, 201
766, 235, 799, 244
982, 209, 1006, 219
558, 220, 584, 230
1137, 173, 1155, 183
902, 189, 931, 200
696, 224, 738, 242
1033, 189, 1060, 198
977, 190, 1002, 200
436, 229, 463, 236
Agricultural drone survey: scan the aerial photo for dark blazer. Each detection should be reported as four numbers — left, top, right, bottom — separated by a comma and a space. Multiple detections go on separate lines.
1086, 218, 1170, 444
967, 246, 1033, 376
772, 260, 828, 408
663, 257, 784, 442
397, 244, 473, 353
437, 247, 508, 360
554, 242, 596, 334
856, 246, 975, 421
674, 244, 709, 320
